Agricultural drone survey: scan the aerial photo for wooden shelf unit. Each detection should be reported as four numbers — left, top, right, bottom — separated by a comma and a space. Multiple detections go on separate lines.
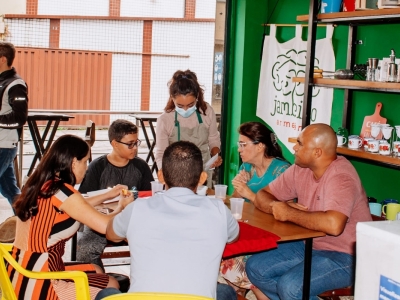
297, 8, 400, 25
288, 137, 400, 168
296, 2, 400, 168
292, 77, 400, 93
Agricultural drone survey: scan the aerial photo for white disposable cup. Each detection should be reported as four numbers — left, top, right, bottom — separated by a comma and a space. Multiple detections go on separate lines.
214, 184, 228, 200
196, 185, 207, 196
230, 198, 244, 220
151, 181, 164, 195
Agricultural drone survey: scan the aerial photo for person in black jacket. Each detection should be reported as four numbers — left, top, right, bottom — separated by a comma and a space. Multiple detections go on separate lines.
0, 42, 28, 212
77, 119, 154, 269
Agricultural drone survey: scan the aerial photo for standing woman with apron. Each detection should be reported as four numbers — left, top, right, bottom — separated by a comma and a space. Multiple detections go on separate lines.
155, 70, 222, 187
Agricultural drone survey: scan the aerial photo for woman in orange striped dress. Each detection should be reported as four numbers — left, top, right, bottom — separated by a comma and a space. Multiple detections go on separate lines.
9, 135, 133, 300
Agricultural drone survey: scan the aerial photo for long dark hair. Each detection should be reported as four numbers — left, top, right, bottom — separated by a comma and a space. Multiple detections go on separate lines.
164, 69, 208, 115
239, 122, 284, 160
14, 135, 89, 221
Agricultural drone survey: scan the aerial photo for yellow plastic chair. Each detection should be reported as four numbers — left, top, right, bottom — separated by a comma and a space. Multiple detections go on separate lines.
103, 292, 213, 300
0, 243, 91, 300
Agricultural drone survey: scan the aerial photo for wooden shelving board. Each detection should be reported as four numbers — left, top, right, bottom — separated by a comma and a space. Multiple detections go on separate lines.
297, 8, 400, 24
288, 137, 400, 167
292, 77, 400, 93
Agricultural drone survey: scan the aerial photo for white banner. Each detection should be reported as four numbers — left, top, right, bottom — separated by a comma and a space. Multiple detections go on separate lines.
256, 25, 335, 152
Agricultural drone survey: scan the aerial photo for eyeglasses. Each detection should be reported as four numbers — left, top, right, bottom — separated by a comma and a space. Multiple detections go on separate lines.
116, 139, 141, 149
237, 141, 259, 148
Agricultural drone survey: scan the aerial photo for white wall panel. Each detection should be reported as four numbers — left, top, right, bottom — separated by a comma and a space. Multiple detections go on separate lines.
196, 0, 217, 19
110, 54, 143, 114
120, 0, 185, 18
0, 0, 26, 14
5, 19, 49, 48
150, 21, 215, 111
59, 20, 143, 53
38, 0, 109, 16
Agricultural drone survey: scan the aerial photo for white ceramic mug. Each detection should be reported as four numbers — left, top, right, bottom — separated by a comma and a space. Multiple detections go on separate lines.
337, 135, 347, 146
363, 137, 374, 150
368, 140, 379, 153
379, 141, 391, 155
393, 141, 400, 156
348, 136, 362, 149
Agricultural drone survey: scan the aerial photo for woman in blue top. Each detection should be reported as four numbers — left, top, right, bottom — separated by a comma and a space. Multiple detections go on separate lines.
221, 122, 289, 298
231, 121, 289, 203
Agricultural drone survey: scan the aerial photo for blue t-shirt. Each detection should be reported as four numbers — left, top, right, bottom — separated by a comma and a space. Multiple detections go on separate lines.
239, 158, 290, 201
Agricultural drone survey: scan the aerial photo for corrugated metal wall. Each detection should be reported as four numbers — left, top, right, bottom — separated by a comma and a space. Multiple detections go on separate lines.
14, 48, 112, 126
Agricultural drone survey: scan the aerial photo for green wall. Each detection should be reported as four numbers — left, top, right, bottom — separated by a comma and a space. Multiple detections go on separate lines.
223, 0, 400, 202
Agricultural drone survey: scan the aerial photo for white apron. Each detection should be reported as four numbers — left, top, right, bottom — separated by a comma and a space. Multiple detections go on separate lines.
169, 110, 212, 187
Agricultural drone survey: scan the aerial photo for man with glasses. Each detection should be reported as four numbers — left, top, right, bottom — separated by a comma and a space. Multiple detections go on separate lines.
77, 119, 154, 270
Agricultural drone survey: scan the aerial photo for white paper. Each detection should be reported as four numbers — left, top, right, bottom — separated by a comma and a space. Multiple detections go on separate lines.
86, 188, 120, 204
204, 153, 219, 171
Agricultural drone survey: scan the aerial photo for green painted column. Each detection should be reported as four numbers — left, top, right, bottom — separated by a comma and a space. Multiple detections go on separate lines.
222, 0, 269, 193
222, 0, 400, 202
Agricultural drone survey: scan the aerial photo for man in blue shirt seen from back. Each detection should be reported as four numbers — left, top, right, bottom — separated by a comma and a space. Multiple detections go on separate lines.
100, 141, 239, 300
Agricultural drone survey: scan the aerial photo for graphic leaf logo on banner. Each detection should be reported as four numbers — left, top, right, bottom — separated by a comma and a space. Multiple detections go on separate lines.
257, 25, 335, 153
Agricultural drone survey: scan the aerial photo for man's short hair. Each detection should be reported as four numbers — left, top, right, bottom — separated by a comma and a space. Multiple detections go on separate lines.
108, 119, 138, 142
162, 141, 203, 190
0, 42, 16, 67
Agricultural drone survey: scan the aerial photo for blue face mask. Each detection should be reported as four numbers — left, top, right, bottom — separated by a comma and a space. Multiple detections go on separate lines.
175, 103, 197, 118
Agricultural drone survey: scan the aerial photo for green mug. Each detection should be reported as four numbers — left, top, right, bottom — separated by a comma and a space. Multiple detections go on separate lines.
382, 203, 400, 220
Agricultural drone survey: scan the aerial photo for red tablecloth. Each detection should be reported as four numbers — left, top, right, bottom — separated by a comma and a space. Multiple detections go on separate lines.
222, 222, 280, 258
138, 191, 152, 197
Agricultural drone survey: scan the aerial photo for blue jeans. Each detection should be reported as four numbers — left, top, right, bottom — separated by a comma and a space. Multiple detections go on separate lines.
95, 288, 121, 300
0, 147, 20, 210
94, 283, 237, 300
246, 241, 354, 300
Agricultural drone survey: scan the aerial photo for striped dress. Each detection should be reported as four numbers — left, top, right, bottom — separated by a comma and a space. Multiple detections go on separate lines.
8, 182, 109, 300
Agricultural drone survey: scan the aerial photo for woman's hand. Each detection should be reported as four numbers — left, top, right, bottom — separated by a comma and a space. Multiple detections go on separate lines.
118, 190, 134, 210
105, 184, 128, 200
210, 147, 222, 169
210, 156, 223, 169
232, 178, 255, 202
233, 170, 250, 183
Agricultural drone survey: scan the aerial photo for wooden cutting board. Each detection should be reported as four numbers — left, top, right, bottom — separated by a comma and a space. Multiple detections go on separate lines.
360, 102, 387, 139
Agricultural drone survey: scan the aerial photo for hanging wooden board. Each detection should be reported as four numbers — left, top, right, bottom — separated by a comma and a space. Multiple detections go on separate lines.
360, 102, 387, 139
